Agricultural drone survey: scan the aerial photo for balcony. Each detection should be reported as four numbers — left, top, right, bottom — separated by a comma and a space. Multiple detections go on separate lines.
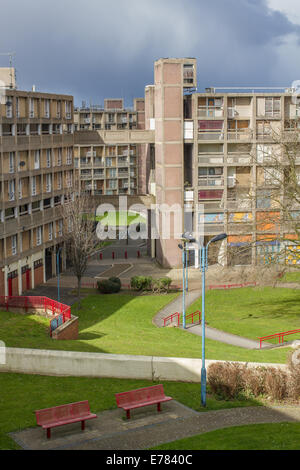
198, 106, 224, 118
198, 154, 224, 165
81, 173, 92, 180
198, 130, 224, 141
227, 153, 251, 165
198, 176, 224, 187
227, 129, 253, 141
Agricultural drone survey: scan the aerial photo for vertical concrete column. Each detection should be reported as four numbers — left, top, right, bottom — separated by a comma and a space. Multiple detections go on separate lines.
17, 259, 22, 295
4, 265, 8, 296
31, 255, 35, 289
154, 58, 196, 268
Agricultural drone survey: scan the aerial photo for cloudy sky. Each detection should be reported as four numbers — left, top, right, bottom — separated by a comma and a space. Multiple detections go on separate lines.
1, 0, 300, 106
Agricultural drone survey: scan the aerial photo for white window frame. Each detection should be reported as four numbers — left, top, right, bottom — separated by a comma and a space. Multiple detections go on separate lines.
34, 150, 40, 170
11, 235, 17, 256
9, 152, 15, 173
46, 149, 52, 168
48, 222, 53, 241
8, 180, 15, 201
36, 226, 42, 246
31, 176, 37, 196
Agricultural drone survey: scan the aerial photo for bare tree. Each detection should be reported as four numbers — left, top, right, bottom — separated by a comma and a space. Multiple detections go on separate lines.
216, 119, 300, 285
61, 188, 99, 309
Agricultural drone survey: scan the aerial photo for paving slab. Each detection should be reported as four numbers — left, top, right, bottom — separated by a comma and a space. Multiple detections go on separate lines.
10, 404, 300, 450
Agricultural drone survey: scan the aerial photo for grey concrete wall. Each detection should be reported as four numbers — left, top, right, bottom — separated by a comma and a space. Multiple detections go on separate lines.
0, 348, 286, 382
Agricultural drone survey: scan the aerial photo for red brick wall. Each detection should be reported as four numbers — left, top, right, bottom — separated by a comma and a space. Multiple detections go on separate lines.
52, 316, 78, 340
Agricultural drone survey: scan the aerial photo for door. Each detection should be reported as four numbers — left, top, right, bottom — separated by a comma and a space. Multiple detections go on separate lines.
8, 277, 12, 297
26, 269, 31, 290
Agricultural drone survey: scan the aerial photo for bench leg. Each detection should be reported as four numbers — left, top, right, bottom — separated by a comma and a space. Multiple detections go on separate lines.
81, 421, 85, 431
126, 410, 131, 420
47, 428, 51, 439
157, 403, 161, 413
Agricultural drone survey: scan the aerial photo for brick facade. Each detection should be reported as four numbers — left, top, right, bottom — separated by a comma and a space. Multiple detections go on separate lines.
51, 316, 78, 340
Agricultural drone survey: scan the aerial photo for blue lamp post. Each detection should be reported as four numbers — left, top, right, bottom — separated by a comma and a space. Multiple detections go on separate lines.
200, 233, 227, 407
56, 247, 62, 303
179, 232, 196, 329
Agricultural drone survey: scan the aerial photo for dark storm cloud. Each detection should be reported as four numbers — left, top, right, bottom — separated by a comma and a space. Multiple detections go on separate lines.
0, 0, 299, 105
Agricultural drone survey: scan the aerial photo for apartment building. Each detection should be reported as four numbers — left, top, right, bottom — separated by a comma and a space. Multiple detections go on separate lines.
0, 69, 75, 295
148, 58, 300, 268
74, 98, 152, 196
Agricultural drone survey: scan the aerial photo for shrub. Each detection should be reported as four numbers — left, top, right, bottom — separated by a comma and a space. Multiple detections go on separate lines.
264, 368, 288, 401
208, 362, 246, 400
152, 277, 172, 294
287, 350, 300, 401
97, 278, 121, 294
109, 277, 121, 289
243, 367, 267, 397
130, 276, 153, 291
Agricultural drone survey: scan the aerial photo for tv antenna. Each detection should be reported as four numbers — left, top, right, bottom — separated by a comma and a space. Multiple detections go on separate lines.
0, 52, 16, 88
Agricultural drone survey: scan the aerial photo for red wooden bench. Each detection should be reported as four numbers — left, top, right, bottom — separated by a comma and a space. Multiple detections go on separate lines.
35, 401, 97, 439
115, 385, 173, 420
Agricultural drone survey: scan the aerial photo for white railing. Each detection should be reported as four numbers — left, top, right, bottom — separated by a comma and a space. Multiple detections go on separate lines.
198, 176, 224, 187
198, 106, 224, 118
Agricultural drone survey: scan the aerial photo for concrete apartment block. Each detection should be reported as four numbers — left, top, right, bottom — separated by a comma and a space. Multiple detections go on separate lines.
0, 80, 75, 295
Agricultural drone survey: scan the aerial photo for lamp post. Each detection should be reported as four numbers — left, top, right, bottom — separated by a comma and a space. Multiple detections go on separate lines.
178, 232, 196, 329
56, 247, 62, 303
200, 233, 227, 407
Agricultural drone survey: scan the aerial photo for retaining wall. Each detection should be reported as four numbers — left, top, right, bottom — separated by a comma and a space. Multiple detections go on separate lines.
0, 348, 286, 382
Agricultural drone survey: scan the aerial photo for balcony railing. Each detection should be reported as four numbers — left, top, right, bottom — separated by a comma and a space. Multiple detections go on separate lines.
227, 129, 253, 141
198, 176, 224, 187
198, 130, 224, 141
198, 106, 224, 118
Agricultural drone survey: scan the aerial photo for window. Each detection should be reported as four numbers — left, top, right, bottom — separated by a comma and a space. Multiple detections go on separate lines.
44, 100, 50, 118
66, 171, 73, 188
265, 97, 281, 117
6, 96, 13, 118
57, 101, 61, 118
48, 222, 53, 241
18, 179, 23, 199
57, 172, 62, 190
46, 174, 52, 193
36, 226, 42, 246
57, 149, 62, 166
16, 97, 20, 118
8, 180, 15, 201
34, 150, 40, 169
66, 147, 73, 165
11, 235, 17, 255
58, 219, 63, 237
29, 98, 35, 118
65, 101, 72, 119
31, 176, 37, 196
9, 152, 15, 173
46, 149, 52, 168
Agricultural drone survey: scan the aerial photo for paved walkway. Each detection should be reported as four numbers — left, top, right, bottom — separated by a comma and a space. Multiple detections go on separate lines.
153, 290, 267, 350
10, 402, 300, 450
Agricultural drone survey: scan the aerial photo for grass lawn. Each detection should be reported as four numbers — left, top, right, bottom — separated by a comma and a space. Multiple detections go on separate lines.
151, 423, 300, 450
187, 287, 300, 345
0, 373, 261, 450
0, 293, 292, 363
280, 272, 300, 283
96, 211, 146, 227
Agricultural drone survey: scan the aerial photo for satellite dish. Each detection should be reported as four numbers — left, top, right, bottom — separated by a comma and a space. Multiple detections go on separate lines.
19, 161, 26, 167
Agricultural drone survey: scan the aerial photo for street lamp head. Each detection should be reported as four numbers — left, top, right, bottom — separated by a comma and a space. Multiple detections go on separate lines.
182, 232, 196, 244
210, 233, 227, 244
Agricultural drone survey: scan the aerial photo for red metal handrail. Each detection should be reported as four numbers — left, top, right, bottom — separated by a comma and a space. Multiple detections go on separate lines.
259, 329, 300, 348
0, 296, 71, 319
208, 282, 256, 290
163, 311, 201, 327
163, 312, 180, 327
186, 310, 201, 324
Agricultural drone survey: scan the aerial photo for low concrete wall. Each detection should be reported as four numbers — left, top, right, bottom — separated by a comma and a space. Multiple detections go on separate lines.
0, 348, 287, 382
